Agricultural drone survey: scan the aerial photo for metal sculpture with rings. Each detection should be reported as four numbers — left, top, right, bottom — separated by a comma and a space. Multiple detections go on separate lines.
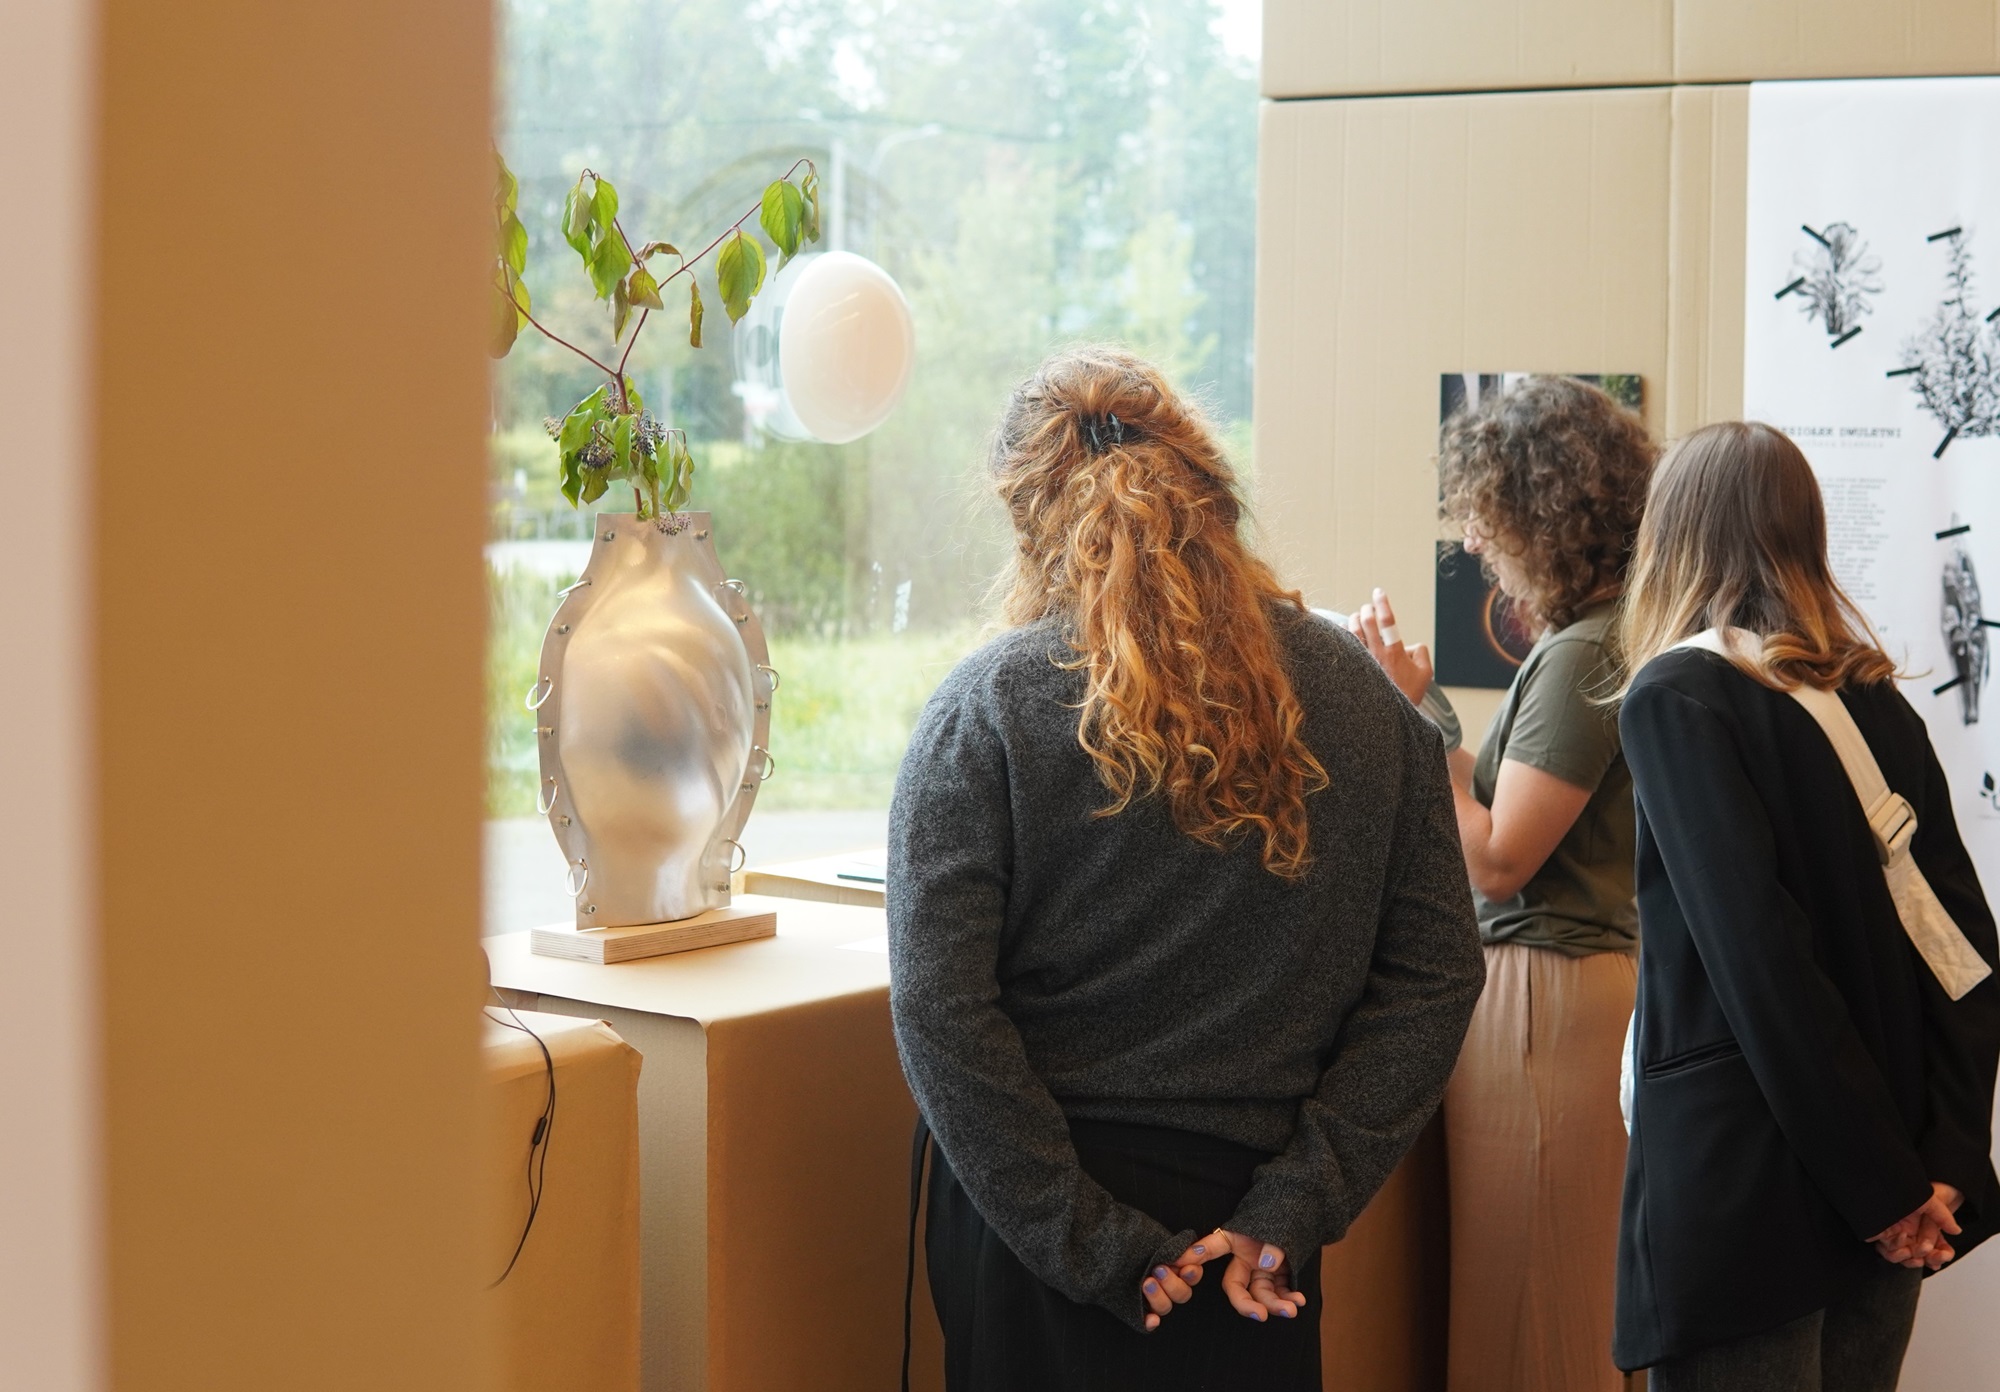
529, 511, 775, 927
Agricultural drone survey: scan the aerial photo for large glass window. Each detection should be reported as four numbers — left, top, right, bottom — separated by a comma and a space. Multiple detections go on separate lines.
486, 0, 1260, 933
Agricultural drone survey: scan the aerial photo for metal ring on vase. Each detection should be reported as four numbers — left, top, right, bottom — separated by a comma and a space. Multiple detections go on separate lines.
714, 579, 750, 624
566, 859, 589, 897
525, 675, 554, 710
538, 776, 560, 815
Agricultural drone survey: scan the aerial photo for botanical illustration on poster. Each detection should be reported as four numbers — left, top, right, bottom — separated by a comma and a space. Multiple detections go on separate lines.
1433, 373, 1643, 689
1744, 77, 2000, 880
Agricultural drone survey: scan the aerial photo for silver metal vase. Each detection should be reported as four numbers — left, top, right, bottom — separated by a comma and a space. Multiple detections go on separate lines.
528, 512, 775, 928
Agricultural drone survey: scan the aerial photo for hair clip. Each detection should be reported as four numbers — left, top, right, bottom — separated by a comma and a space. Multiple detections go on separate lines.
1083, 413, 1126, 454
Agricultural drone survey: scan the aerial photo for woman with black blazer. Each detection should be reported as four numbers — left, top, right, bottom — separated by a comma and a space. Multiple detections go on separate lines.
1614, 421, 2000, 1390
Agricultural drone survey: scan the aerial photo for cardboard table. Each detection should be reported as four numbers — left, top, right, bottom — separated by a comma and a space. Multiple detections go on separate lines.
481, 1009, 643, 1392
483, 894, 938, 1392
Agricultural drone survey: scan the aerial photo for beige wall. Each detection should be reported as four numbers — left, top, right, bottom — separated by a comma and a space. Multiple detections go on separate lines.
1254, 85, 1674, 738
1, 3, 102, 1389
7, 1, 498, 1387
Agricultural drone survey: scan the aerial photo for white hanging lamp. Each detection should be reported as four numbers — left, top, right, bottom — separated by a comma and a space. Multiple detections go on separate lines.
776, 251, 916, 444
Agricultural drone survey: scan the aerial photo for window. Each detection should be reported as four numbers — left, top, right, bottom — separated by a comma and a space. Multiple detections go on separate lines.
486, 0, 1260, 933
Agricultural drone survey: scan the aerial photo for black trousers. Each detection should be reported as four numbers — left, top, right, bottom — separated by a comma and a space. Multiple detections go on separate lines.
1648, 1266, 1922, 1392
924, 1118, 1323, 1392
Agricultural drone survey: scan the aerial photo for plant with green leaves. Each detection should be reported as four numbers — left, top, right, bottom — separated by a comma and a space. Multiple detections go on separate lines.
491, 152, 821, 519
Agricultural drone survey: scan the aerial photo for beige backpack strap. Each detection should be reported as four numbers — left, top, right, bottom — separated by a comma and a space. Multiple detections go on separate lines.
1672, 629, 1992, 1000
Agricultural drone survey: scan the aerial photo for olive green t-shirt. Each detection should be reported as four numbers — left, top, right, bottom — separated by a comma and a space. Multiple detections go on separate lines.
1471, 604, 1637, 956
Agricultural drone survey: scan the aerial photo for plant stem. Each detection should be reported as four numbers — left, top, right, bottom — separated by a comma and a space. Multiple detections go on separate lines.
654, 158, 812, 295
509, 157, 816, 394
494, 272, 621, 377
616, 308, 651, 382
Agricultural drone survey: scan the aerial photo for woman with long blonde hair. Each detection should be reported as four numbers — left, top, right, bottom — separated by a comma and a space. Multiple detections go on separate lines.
887, 347, 1485, 1391
1614, 422, 2000, 1389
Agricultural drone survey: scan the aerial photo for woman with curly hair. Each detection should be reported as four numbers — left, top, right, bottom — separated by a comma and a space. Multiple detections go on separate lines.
1354, 375, 1656, 1392
887, 346, 1486, 1391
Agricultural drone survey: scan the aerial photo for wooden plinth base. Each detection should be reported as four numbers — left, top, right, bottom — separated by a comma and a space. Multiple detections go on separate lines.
529, 903, 778, 964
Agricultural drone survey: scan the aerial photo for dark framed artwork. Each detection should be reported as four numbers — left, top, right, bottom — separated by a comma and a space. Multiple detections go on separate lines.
1432, 373, 1644, 689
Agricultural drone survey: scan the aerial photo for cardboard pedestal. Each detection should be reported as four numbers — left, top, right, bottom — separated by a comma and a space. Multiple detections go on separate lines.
481, 1010, 643, 1392
483, 895, 939, 1392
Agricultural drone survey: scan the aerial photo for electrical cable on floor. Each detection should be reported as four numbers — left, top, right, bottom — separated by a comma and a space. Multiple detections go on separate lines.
485, 994, 557, 1287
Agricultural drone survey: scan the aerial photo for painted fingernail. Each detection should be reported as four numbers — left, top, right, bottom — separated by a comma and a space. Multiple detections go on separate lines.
1154, 1267, 1170, 1280
1144, 1280, 1158, 1293
1280, 1306, 1296, 1318
1259, 1253, 1277, 1269
1191, 1245, 1205, 1256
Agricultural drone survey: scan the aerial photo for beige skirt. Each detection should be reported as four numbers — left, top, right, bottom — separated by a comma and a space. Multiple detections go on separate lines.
1444, 942, 1637, 1392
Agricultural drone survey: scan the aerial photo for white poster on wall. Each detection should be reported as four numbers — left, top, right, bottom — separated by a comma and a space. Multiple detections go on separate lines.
1746, 77, 2000, 892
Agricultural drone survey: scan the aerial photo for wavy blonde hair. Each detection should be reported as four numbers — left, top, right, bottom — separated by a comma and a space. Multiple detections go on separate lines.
1620, 421, 1897, 693
991, 347, 1327, 878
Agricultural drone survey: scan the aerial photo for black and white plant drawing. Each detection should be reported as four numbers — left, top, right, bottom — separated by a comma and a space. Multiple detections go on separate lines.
1776, 222, 1881, 347
1939, 522, 1989, 725
1893, 227, 2000, 457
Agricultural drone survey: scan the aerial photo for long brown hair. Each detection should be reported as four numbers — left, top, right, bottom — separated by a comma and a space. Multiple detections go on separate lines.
991, 347, 1327, 879
1438, 376, 1657, 632
1620, 421, 1897, 692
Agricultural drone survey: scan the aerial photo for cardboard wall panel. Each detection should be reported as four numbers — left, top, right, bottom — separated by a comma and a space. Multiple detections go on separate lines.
1262, 0, 1673, 100
94, 2, 496, 1388
1675, 0, 2000, 83
1254, 87, 1672, 734
1264, 0, 2000, 100
1665, 85, 1750, 435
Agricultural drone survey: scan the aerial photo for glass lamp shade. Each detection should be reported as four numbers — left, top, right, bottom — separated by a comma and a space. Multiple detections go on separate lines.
776, 251, 915, 444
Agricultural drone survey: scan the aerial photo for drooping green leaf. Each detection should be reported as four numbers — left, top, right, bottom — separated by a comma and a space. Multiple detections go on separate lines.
611, 414, 636, 480
716, 230, 765, 323
636, 241, 680, 263
667, 434, 695, 510
509, 268, 532, 327
490, 277, 520, 358
500, 211, 528, 276
557, 386, 608, 455
589, 231, 633, 301
760, 179, 806, 268
613, 274, 632, 341
688, 280, 705, 348
801, 167, 822, 244
591, 175, 619, 228
562, 177, 596, 258
580, 468, 609, 504
627, 264, 663, 311
559, 444, 582, 505
494, 151, 519, 216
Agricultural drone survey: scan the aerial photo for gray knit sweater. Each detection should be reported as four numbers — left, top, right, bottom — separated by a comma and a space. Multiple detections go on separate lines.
886, 608, 1484, 1331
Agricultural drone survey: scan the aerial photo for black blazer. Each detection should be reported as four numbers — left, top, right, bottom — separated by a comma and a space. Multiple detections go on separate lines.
1615, 648, 2000, 1370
